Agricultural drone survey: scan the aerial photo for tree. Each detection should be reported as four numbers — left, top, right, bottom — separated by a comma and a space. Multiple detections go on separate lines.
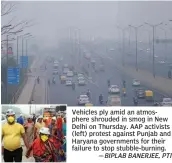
1, 1, 34, 42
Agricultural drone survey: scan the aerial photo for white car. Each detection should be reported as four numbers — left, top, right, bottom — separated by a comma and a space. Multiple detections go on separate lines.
54, 61, 59, 65
159, 61, 165, 64
1, 114, 6, 126
78, 73, 84, 78
107, 95, 121, 106
78, 76, 85, 81
63, 68, 69, 74
132, 79, 141, 86
108, 85, 120, 94
161, 98, 172, 106
53, 70, 58, 75
67, 71, 74, 77
64, 64, 68, 68
65, 80, 72, 86
91, 60, 96, 63
78, 95, 90, 105
78, 79, 86, 85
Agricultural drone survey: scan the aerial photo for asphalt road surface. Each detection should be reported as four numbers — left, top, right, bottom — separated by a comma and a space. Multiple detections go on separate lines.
45, 44, 168, 106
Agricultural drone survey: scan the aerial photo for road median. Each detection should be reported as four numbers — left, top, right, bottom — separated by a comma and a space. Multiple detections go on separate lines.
114, 63, 172, 97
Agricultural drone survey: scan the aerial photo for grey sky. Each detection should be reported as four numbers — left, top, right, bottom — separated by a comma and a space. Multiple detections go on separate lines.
2, 1, 172, 48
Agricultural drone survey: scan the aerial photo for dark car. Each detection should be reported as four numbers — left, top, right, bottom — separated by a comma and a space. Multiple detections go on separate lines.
136, 88, 145, 98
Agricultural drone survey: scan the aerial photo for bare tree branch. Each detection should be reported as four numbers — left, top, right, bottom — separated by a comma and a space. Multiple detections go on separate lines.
1, 1, 17, 16
1, 1, 36, 39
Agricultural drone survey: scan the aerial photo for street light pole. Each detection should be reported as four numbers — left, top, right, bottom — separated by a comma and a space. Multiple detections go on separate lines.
6, 35, 9, 104
26, 39, 28, 56
145, 22, 163, 77
17, 36, 19, 65
153, 26, 155, 77
129, 24, 143, 71
117, 26, 128, 67
22, 36, 24, 68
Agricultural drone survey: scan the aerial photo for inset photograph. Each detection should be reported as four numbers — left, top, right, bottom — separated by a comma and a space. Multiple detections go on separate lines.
1, 104, 67, 162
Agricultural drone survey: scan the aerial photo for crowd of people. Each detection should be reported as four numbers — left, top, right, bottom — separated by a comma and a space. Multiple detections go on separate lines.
2, 109, 66, 162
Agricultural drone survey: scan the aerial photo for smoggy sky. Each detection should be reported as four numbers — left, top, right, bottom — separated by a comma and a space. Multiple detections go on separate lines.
2, 1, 172, 48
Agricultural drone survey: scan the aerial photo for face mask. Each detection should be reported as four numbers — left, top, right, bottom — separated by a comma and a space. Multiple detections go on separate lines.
8, 116, 15, 123
41, 135, 48, 142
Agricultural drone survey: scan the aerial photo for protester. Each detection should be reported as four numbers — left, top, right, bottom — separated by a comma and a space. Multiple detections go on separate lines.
34, 115, 45, 139
48, 117, 57, 137
32, 114, 36, 124
17, 114, 24, 125
24, 115, 34, 146
43, 116, 50, 127
26, 127, 63, 162
2, 109, 29, 162
56, 115, 64, 141
62, 118, 66, 137
62, 117, 66, 158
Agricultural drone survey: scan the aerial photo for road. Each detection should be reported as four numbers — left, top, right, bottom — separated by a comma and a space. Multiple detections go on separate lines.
46, 44, 169, 106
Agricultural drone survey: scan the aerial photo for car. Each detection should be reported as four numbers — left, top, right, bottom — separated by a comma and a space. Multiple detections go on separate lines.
77, 95, 90, 105
54, 60, 59, 64
63, 64, 68, 68
161, 98, 172, 106
108, 85, 120, 94
78, 73, 84, 77
63, 68, 69, 74
159, 61, 165, 64
65, 79, 72, 86
53, 70, 58, 75
67, 71, 74, 77
132, 79, 141, 86
99, 65, 105, 71
136, 88, 145, 98
107, 95, 121, 106
1, 114, 6, 126
78, 79, 86, 85
60, 75, 66, 84
91, 60, 96, 64
78, 76, 85, 81
53, 63, 58, 70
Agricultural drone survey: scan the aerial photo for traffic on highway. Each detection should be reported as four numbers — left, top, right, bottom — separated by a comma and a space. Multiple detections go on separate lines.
1, 1, 172, 106
37, 42, 172, 106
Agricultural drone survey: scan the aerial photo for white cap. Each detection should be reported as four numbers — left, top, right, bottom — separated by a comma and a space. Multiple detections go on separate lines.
39, 127, 50, 135
20, 114, 22, 116
52, 117, 56, 120
38, 115, 43, 119
28, 115, 33, 119
6, 109, 15, 116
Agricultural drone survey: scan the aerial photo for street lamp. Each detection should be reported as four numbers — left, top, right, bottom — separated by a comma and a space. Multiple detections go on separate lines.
117, 26, 130, 66
159, 27, 167, 62
21, 33, 31, 68
129, 24, 143, 71
145, 22, 163, 77
25, 36, 34, 56
74, 28, 81, 65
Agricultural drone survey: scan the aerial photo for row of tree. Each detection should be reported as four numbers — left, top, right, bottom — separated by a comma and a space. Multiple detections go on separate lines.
1, 1, 35, 104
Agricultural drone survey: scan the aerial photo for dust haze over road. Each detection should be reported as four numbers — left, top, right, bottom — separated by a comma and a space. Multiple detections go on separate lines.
1, 1, 172, 106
